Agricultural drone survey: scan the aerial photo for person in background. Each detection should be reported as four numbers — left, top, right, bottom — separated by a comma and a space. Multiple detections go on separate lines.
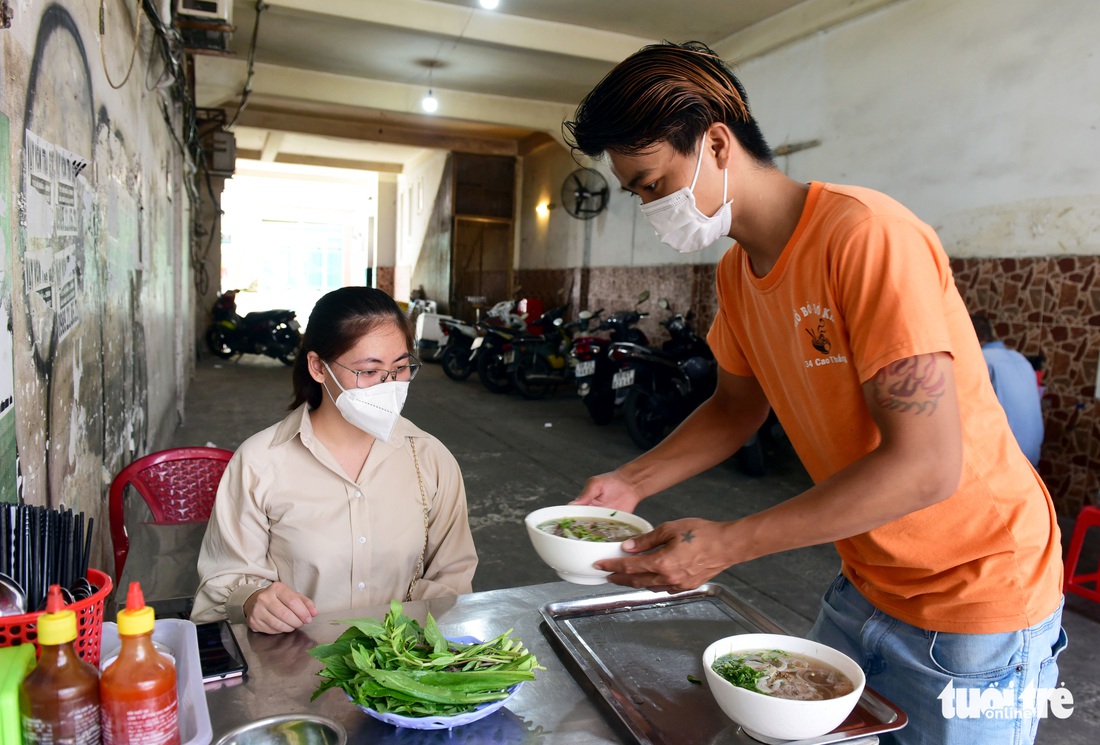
970, 314, 1044, 467
565, 41, 1064, 745
192, 287, 477, 633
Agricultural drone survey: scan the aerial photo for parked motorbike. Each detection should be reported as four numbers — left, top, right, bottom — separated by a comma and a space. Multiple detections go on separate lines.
438, 317, 479, 381
508, 304, 578, 400
571, 292, 651, 425
205, 289, 302, 366
610, 298, 770, 476
468, 299, 529, 393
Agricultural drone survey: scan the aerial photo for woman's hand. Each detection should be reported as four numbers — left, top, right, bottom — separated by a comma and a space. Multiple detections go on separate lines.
243, 582, 318, 634
572, 471, 643, 513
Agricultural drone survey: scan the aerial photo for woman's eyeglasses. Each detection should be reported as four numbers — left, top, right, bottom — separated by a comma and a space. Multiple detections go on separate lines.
331, 359, 421, 387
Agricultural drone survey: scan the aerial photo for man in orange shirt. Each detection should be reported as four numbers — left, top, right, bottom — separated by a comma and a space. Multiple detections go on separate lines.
567, 42, 1065, 744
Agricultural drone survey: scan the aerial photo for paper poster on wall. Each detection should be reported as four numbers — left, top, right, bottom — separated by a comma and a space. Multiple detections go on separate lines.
0, 113, 18, 503
22, 129, 87, 346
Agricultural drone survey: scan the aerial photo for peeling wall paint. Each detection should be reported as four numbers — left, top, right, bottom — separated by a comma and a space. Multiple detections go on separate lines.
2, 2, 192, 570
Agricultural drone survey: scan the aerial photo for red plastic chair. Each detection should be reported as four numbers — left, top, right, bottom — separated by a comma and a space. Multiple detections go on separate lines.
108, 447, 234, 587
1064, 505, 1100, 603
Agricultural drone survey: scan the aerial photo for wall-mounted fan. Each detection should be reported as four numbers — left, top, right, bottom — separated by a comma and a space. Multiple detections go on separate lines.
560, 168, 609, 220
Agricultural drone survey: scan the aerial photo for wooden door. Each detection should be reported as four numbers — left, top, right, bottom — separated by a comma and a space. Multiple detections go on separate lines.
451, 218, 512, 323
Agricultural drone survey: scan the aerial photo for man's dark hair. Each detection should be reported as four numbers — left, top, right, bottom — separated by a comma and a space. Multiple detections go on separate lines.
290, 287, 414, 410
563, 40, 773, 164
970, 314, 995, 346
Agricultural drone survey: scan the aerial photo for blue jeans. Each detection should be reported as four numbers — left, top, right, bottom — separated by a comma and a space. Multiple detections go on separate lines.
809, 574, 1067, 745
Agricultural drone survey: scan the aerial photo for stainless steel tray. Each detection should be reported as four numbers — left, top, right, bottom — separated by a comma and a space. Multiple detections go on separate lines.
540, 583, 907, 745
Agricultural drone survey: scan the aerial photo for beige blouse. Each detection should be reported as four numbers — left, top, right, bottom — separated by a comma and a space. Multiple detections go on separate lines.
191, 405, 477, 623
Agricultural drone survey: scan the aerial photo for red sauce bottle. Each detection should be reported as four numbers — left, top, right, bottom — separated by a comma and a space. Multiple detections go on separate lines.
20, 584, 102, 744
100, 582, 180, 745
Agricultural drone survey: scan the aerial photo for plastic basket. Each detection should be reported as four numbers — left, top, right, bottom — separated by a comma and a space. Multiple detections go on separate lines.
0, 569, 113, 665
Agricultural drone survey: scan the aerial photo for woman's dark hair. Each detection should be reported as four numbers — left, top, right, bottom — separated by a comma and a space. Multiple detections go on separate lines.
563, 41, 773, 165
290, 287, 414, 410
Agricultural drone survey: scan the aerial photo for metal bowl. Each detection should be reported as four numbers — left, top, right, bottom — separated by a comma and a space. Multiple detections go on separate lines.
213, 714, 347, 745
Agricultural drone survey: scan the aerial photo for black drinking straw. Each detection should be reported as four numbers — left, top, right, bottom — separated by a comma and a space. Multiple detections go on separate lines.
0, 505, 9, 576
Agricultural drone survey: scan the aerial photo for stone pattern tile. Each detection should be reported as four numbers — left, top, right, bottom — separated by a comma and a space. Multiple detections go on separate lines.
521, 256, 1100, 517
952, 256, 1099, 517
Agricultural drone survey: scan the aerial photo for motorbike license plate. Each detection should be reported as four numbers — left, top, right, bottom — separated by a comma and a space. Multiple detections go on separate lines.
612, 368, 635, 389
504, 349, 515, 364
575, 360, 596, 378
471, 336, 484, 350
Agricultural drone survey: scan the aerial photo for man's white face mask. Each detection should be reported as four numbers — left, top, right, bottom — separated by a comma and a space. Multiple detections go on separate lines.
639, 132, 732, 254
322, 361, 409, 443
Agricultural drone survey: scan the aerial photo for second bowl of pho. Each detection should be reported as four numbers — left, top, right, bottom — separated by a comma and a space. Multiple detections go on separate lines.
524, 505, 653, 585
702, 633, 865, 742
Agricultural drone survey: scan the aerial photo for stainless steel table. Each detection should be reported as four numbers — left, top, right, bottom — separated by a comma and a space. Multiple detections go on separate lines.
205, 581, 627, 744
204, 582, 885, 744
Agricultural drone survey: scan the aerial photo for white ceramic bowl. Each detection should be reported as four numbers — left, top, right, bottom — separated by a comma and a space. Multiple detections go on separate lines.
524, 505, 653, 585
702, 633, 866, 742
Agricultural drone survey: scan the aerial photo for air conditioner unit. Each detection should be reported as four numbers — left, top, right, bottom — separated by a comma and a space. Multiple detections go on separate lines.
176, 0, 232, 23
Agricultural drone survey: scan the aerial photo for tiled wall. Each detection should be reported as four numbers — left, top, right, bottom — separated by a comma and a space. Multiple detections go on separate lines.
520, 258, 1098, 517
952, 256, 1100, 517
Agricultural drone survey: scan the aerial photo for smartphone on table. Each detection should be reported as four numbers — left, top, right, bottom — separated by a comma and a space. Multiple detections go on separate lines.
196, 620, 248, 683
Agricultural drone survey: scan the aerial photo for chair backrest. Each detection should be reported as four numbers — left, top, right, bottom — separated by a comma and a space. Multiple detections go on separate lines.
108, 447, 234, 587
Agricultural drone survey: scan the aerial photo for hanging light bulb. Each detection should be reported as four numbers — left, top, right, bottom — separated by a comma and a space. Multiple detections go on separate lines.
479, 0, 500, 9
421, 90, 439, 113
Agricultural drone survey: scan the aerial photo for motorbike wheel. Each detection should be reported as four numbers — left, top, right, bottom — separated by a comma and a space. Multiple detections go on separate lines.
274, 326, 302, 366
477, 349, 512, 394
441, 343, 473, 381
583, 390, 616, 426
205, 326, 235, 359
624, 388, 678, 450
511, 351, 554, 400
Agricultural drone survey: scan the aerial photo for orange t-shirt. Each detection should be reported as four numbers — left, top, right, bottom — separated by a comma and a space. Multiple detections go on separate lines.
708, 182, 1062, 634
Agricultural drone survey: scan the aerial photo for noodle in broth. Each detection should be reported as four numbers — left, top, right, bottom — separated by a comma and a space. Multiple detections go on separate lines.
712, 649, 855, 701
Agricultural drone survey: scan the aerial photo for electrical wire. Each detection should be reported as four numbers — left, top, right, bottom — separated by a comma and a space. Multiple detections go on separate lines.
226, 1, 268, 131
99, 0, 142, 90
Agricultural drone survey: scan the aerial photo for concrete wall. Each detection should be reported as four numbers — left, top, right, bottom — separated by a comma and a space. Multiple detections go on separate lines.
0, 3, 191, 571
396, 149, 448, 301
521, 0, 1100, 271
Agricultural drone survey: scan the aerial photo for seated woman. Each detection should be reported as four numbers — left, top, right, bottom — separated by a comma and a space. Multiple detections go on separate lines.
192, 287, 477, 633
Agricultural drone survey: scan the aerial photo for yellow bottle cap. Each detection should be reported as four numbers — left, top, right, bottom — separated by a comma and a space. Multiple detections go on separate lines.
116, 582, 156, 636
36, 585, 78, 646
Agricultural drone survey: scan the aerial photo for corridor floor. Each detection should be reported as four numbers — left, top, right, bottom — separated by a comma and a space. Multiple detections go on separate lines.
163, 353, 1098, 743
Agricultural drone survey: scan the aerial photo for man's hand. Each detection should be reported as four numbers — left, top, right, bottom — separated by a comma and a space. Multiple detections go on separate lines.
594, 518, 737, 593
573, 471, 644, 513
243, 581, 318, 634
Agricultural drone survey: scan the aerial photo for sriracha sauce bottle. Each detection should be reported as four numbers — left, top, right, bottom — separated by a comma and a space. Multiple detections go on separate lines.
20, 585, 102, 744
100, 582, 180, 745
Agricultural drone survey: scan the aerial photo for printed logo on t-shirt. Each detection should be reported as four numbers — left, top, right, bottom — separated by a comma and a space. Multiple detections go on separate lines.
794, 302, 849, 369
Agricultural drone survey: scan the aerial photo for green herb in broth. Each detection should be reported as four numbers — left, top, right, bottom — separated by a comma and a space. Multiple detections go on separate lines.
537, 517, 642, 542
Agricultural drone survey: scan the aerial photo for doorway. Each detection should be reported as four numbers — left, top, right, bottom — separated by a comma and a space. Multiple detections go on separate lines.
452, 217, 512, 322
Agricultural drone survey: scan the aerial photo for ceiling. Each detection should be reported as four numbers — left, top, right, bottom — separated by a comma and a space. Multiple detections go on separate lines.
191, 0, 898, 172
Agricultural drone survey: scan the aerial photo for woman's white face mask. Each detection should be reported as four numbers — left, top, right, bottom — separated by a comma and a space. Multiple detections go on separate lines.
639, 132, 732, 254
321, 361, 409, 442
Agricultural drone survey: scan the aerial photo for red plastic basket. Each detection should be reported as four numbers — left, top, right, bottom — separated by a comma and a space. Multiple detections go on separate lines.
0, 569, 113, 665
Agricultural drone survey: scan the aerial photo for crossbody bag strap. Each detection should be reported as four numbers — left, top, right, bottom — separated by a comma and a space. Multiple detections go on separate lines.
404, 438, 430, 602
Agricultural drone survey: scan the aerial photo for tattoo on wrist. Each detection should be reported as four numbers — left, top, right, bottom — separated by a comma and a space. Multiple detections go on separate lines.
872, 356, 945, 415
681, 530, 696, 543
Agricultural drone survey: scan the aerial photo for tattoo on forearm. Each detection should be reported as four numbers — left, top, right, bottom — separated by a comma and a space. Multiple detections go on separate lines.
871, 356, 946, 415
681, 530, 695, 543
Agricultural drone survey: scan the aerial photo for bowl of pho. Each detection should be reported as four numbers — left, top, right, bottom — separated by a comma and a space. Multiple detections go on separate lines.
702, 633, 865, 741
524, 505, 653, 585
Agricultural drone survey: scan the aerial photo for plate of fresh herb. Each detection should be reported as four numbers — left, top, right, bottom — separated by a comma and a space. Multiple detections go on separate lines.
308, 600, 540, 730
